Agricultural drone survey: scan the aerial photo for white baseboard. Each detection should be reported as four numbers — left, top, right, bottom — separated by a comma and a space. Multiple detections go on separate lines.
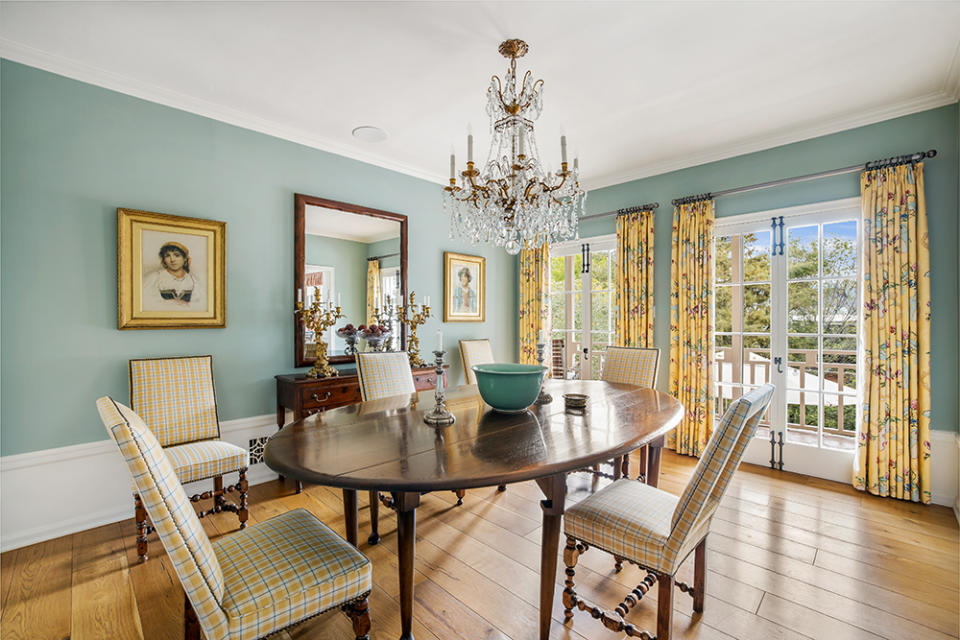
0, 414, 280, 553
2, 417, 958, 552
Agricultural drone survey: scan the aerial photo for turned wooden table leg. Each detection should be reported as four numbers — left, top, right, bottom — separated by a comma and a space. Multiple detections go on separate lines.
394, 492, 420, 640
647, 436, 664, 488
276, 404, 286, 483
368, 489, 380, 545
535, 473, 567, 640
343, 488, 359, 548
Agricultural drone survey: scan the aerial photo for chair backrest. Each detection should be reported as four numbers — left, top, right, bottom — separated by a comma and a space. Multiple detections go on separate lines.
670, 385, 774, 540
129, 355, 220, 447
356, 351, 416, 401
96, 397, 229, 640
601, 346, 660, 388
459, 339, 495, 385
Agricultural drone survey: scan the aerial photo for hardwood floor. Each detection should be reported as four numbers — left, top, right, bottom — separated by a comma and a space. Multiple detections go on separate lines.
1, 451, 957, 640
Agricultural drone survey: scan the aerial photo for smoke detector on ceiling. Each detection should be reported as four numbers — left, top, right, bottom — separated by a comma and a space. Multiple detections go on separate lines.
352, 126, 388, 143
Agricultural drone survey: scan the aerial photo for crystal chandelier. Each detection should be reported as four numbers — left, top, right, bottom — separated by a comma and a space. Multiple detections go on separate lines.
443, 39, 586, 255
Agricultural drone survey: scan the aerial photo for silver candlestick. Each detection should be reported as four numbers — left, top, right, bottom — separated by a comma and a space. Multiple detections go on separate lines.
423, 349, 455, 426
535, 341, 553, 404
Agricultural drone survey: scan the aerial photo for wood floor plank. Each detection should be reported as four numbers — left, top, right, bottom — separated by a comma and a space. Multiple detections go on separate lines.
4, 453, 958, 640
71, 523, 144, 640
0, 536, 73, 640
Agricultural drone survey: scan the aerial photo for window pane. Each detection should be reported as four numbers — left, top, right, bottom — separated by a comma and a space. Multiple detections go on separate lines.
551, 256, 569, 293
822, 221, 857, 277
743, 284, 770, 332
788, 281, 818, 333
591, 291, 610, 332
743, 231, 771, 282
788, 225, 818, 279
590, 251, 611, 290
716, 236, 733, 284
573, 292, 583, 331
550, 293, 564, 332
715, 287, 733, 333
743, 335, 770, 385
788, 336, 819, 389
716, 334, 733, 347
822, 279, 857, 335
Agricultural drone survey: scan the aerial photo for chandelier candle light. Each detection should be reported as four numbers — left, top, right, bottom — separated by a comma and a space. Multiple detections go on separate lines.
443, 39, 586, 255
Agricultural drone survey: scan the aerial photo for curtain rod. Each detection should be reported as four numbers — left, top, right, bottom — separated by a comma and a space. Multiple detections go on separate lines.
580, 202, 660, 222
367, 252, 400, 261
670, 148, 937, 207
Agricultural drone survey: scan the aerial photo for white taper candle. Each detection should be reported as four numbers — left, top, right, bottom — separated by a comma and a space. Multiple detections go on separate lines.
561, 135, 568, 163
437, 330, 443, 352
450, 154, 455, 181
467, 134, 473, 163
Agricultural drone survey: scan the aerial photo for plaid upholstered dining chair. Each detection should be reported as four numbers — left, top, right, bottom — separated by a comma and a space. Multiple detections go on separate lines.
562, 384, 774, 640
129, 355, 248, 562
459, 338, 495, 385
97, 397, 373, 640
356, 351, 468, 544
597, 346, 661, 482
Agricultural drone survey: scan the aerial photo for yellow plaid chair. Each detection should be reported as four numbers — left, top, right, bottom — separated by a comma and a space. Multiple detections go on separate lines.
129, 355, 248, 562
459, 339, 495, 385
97, 397, 373, 640
597, 346, 661, 483
562, 384, 773, 640
355, 351, 416, 401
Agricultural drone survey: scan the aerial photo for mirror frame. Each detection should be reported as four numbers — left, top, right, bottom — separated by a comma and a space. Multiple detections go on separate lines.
294, 193, 408, 367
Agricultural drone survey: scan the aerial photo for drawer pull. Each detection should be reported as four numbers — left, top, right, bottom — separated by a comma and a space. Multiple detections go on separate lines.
310, 391, 332, 402
425, 377, 435, 384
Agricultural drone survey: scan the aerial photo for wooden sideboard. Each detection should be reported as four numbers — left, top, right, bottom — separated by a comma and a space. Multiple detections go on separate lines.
275, 366, 448, 492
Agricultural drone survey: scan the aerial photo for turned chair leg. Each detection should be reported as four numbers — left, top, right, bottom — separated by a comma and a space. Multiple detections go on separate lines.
134, 494, 149, 562
657, 572, 674, 640
693, 537, 706, 613
237, 468, 249, 529
562, 536, 581, 620
343, 596, 372, 640
368, 490, 380, 545
497, 484, 506, 492
613, 555, 624, 572
454, 489, 466, 506
213, 474, 224, 512
184, 594, 201, 640
612, 456, 623, 480
621, 453, 631, 479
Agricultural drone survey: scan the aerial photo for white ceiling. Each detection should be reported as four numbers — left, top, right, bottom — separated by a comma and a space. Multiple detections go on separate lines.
2, 2, 958, 191
306, 205, 400, 243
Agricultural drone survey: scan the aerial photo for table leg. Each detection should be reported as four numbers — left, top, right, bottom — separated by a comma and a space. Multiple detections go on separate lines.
275, 405, 286, 483
394, 492, 420, 640
342, 488, 358, 548
535, 473, 567, 640
647, 436, 664, 488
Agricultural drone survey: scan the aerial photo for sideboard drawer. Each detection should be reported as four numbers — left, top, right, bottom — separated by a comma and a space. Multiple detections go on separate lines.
300, 384, 362, 410
413, 371, 439, 391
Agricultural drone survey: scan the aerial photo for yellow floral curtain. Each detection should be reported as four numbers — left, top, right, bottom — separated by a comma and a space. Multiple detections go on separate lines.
366, 260, 380, 325
668, 199, 715, 456
615, 209, 655, 347
518, 245, 549, 364
854, 163, 931, 504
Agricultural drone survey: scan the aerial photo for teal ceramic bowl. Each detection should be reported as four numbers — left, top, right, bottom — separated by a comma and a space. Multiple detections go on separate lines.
472, 363, 547, 413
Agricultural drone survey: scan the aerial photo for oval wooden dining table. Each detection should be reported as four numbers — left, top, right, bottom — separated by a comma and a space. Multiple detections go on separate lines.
265, 378, 683, 640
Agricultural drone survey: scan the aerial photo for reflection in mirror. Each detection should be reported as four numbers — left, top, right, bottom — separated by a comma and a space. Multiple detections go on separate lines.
300, 202, 405, 364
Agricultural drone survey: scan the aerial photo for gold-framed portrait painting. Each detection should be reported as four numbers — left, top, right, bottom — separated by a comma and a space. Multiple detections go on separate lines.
444, 251, 485, 322
117, 208, 226, 329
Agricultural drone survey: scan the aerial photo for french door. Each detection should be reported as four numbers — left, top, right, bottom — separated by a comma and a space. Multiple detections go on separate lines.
714, 198, 860, 482
548, 236, 616, 379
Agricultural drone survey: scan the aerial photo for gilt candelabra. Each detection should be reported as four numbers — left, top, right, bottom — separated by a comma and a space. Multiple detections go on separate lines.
397, 291, 430, 367
296, 288, 343, 378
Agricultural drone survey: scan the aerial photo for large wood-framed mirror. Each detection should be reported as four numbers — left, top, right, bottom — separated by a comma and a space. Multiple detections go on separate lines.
294, 194, 408, 367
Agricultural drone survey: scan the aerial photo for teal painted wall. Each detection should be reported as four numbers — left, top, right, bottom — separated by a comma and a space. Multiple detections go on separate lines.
367, 237, 401, 270
304, 234, 367, 352
580, 103, 960, 431
0, 60, 517, 456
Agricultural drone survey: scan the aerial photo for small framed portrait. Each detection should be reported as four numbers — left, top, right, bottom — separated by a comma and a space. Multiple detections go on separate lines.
117, 208, 226, 329
444, 251, 485, 322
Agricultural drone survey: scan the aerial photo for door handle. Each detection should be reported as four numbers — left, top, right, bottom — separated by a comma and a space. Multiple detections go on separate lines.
774, 357, 784, 374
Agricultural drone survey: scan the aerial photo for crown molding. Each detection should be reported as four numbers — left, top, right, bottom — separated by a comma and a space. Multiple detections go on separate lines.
2, 38, 956, 196
583, 90, 959, 191
943, 39, 960, 101
0, 39, 450, 186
